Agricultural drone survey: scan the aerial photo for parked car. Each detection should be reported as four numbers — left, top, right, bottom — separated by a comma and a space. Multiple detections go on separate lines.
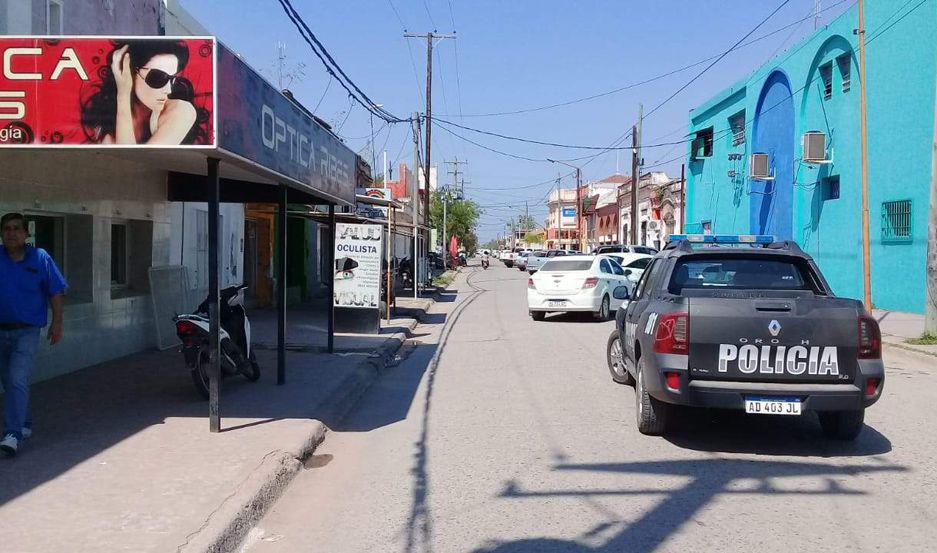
606, 234, 884, 439
592, 244, 658, 256
526, 249, 576, 273
527, 255, 631, 321
516, 250, 532, 271
602, 253, 653, 290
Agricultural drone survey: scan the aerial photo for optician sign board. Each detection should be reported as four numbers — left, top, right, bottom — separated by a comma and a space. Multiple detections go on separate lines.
333, 223, 383, 334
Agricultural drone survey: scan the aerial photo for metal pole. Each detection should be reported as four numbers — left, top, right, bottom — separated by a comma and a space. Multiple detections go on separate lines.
387, 206, 394, 321
680, 163, 686, 233
631, 125, 639, 245
276, 184, 287, 385
424, 33, 433, 260
328, 204, 335, 353
576, 167, 583, 251
858, 0, 873, 311
443, 189, 448, 268
412, 112, 420, 299
207, 157, 221, 433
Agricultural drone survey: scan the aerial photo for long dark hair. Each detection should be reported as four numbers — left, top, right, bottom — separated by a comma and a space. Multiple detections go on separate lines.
80, 40, 211, 144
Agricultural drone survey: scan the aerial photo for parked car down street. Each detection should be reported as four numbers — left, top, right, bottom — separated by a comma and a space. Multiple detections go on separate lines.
527, 255, 632, 321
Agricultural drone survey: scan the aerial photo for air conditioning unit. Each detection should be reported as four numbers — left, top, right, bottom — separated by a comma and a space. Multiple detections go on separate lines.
647, 219, 662, 232
803, 131, 828, 163
749, 152, 773, 180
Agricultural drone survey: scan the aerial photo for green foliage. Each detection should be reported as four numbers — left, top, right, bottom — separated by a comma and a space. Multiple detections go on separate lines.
524, 231, 544, 244
907, 331, 937, 345
431, 191, 481, 253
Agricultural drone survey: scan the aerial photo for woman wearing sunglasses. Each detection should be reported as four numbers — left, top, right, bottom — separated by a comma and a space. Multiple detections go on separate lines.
81, 40, 210, 145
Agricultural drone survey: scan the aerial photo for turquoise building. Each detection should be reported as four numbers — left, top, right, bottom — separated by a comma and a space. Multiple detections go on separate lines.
684, 0, 937, 314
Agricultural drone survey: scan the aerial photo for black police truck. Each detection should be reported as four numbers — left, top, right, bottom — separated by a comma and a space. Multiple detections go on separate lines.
606, 234, 884, 440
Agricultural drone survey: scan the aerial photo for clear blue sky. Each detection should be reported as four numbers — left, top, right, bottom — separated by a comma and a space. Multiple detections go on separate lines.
182, 0, 853, 242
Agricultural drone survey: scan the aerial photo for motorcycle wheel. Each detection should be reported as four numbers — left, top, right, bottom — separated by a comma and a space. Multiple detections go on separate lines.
191, 350, 211, 400
244, 351, 261, 382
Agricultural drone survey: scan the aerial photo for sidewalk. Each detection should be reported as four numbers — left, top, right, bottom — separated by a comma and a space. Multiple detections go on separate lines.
0, 287, 448, 553
873, 308, 937, 358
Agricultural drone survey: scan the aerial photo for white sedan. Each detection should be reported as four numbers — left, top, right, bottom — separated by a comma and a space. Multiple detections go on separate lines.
602, 253, 653, 293
527, 255, 633, 321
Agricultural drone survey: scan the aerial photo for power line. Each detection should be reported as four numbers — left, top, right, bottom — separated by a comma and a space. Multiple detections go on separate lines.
642, 0, 792, 122
435, 0, 852, 119
276, 0, 409, 123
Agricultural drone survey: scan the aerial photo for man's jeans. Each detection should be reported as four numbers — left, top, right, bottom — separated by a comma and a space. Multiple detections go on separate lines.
0, 327, 40, 440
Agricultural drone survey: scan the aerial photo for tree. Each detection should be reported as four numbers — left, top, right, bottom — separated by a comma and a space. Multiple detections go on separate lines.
430, 190, 481, 253
524, 231, 544, 245
515, 214, 538, 231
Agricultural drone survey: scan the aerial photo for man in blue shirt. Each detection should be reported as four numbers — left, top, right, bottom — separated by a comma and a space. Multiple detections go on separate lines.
0, 213, 67, 457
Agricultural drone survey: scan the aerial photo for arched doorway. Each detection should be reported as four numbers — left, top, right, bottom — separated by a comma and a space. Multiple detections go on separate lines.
751, 70, 795, 239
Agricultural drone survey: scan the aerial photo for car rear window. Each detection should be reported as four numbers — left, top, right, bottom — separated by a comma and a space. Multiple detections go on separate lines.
669, 257, 812, 293
541, 260, 593, 272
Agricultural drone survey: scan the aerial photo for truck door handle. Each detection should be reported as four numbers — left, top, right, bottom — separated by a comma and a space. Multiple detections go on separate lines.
754, 301, 792, 312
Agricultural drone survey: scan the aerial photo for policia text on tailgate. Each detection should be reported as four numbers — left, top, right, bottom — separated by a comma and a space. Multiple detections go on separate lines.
606, 235, 884, 440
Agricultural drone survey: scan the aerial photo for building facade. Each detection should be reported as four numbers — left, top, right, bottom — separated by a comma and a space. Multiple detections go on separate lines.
684, 0, 937, 313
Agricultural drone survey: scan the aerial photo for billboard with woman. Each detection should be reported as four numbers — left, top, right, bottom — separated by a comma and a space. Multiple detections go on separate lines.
0, 37, 215, 147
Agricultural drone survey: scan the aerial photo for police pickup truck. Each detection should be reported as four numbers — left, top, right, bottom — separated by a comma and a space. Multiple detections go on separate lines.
606, 234, 884, 440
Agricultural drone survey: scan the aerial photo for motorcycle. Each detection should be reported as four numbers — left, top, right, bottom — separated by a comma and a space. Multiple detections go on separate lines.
481, 256, 490, 270
173, 284, 260, 399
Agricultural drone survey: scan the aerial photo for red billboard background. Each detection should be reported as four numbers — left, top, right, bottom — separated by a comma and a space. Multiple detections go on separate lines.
0, 37, 215, 147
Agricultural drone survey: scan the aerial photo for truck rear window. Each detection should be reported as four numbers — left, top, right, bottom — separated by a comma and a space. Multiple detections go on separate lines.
669, 258, 813, 293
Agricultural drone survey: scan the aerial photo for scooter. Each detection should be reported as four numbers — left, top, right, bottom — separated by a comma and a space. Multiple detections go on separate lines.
173, 284, 260, 399
481, 257, 490, 270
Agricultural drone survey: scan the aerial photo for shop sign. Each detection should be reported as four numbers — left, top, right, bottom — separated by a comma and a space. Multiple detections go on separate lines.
0, 37, 216, 147
333, 223, 383, 309
217, 44, 356, 205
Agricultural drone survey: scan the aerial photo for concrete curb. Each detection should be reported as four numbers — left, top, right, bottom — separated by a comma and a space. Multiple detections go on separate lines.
178, 317, 422, 553
883, 339, 937, 360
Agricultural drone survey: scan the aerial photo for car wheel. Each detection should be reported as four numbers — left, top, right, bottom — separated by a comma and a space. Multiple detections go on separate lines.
635, 356, 669, 435
818, 409, 865, 440
594, 294, 610, 321
530, 311, 545, 321
607, 330, 634, 385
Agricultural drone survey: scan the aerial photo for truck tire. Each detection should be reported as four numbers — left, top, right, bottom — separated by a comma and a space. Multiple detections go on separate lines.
530, 311, 545, 321
635, 356, 669, 435
818, 409, 864, 440
606, 330, 634, 386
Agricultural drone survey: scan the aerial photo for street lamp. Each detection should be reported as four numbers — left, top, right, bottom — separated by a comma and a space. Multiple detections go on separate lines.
547, 159, 583, 252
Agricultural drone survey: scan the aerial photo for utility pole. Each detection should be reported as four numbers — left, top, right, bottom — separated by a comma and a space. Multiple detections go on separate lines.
444, 158, 467, 267
412, 112, 421, 299
555, 175, 561, 249
858, 0, 872, 311
575, 165, 583, 252
405, 32, 456, 260
631, 104, 643, 245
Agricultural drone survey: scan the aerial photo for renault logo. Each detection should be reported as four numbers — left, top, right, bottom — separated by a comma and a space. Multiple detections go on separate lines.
768, 320, 782, 337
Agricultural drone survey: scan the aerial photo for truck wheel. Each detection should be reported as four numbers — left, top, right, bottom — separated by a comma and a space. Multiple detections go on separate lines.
607, 331, 634, 386
818, 409, 865, 440
530, 311, 545, 321
594, 295, 610, 321
635, 357, 669, 435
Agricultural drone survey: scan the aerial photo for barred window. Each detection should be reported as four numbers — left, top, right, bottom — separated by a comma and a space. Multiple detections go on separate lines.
837, 54, 851, 93
819, 62, 833, 100
729, 111, 745, 147
881, 200, 912, 242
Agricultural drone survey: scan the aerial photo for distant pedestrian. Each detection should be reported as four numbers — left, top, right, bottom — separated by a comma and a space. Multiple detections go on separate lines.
0, 213, 67, 457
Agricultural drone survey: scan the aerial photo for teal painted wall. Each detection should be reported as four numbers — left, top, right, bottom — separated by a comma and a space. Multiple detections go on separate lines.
686, 0, 937, 313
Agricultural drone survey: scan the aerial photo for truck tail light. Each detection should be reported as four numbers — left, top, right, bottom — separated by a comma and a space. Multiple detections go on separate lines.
582, 277, 599, 289
665, 371, 681, 391
858, 314, 881, 359
865, 377, 880, 396
653, 312, 689, 355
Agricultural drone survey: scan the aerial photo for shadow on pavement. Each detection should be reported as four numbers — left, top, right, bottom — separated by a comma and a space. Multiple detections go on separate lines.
475, 455, 905, 552
664, 408, 892, 456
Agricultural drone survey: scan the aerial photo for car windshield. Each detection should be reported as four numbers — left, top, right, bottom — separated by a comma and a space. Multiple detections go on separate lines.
541, 259, 593, 272
669, 257, 811, 292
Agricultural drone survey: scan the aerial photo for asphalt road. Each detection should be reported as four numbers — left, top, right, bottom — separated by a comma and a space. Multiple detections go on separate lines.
244, 262, 937, 553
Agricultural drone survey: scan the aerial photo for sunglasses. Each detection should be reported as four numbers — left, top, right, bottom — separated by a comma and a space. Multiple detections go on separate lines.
138, 67, 179, 89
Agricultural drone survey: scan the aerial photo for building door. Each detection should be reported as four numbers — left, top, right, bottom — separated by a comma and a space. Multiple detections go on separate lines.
244, 219, 258, 306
